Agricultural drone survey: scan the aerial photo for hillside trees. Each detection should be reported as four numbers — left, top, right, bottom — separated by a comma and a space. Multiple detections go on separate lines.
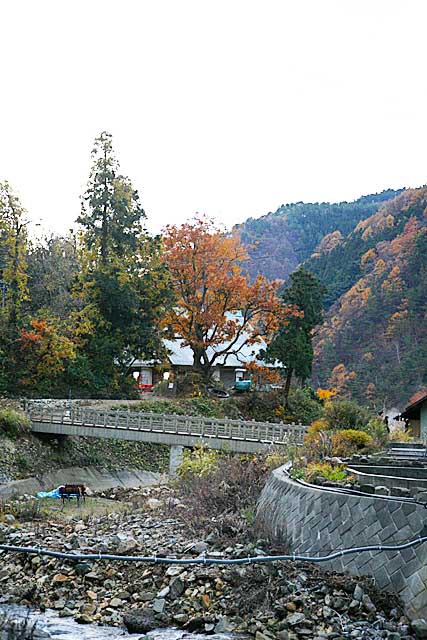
73, 131, 171, 395
234, 189, 403, 282
313, 188, 427, 405
26, 233, 79, 318
263, 267, 325, 403
162, 216, 294, 384
0, 182, 30, 391
17, 319, 76, 394
0, 182, 29, 332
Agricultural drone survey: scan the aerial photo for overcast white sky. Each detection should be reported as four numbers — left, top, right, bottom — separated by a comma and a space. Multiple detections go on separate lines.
1, 0, 427, 235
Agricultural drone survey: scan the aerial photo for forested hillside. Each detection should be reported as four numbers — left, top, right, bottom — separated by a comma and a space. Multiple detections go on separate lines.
312, 187, 427, 407
234, 189, 403, 281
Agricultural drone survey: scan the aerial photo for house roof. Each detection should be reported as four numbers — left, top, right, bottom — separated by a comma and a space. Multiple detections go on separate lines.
132, 313, 283, 369
400, 393, 427, 420
163, 336, 277, 368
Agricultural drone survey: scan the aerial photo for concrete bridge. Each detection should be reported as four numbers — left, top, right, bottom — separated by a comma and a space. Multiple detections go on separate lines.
27, 406, 307, 473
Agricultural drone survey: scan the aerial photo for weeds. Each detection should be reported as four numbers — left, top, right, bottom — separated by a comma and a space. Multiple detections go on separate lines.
174, 447, 289, 540
0, 498, 47, 523
0, 410, 30, 439
0, 611, 37, 640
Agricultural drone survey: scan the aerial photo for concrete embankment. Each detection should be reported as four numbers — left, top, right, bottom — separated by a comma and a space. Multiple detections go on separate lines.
256, 464, 427, 620
0, 466, 165, 498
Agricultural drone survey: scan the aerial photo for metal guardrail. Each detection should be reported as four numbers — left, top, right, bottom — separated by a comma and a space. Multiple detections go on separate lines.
26, 405, 307, 446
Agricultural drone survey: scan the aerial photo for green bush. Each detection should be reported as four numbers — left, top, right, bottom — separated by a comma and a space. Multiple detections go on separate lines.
365, 418, 389, 449
332, 429, 373, 456
0, 409, 30, 438
304, 461, 349, 483
285, 388, 323, 424
230, 391, 281, 422
323, 400, 372, 431
177, 444, 220, 479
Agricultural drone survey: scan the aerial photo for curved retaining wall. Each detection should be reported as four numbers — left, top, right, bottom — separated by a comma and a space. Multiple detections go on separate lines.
256, 466, 427, 619
348, 465, 427, 495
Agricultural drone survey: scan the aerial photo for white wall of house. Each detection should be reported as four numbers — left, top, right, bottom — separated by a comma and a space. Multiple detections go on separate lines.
421, 403, 427, 439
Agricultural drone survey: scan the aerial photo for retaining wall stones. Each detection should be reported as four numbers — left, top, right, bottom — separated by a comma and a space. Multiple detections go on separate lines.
256, 465, 427, 620
348, 465, 427, 495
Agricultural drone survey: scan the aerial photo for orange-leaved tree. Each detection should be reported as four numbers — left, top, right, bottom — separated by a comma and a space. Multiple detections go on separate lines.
18, 319, 76, 392
162, 216, 295, 383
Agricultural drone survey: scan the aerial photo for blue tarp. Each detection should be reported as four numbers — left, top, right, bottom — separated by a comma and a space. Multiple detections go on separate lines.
36, 486, 62, 499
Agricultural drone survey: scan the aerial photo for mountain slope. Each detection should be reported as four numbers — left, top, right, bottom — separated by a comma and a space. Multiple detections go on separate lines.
312, 187, 427, 406
234, 189, 403, 282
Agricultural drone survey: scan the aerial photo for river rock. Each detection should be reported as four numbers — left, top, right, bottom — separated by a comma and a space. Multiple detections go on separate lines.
169, 576, 184, 599
286, 612, 306, 626
375, 485, 390, 495
413, 618, 427, 638
3, 514, 16, 524
214, 616, 236, 633
123, 607, 161, 633
353, 584, 364, 602
152, 598, 166, 614
75, 562, 92, 576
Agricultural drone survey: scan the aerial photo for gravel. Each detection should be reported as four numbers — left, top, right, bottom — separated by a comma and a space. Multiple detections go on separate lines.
0, 486, 423, 639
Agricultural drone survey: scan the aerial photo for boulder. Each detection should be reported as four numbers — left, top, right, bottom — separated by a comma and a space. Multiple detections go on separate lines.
359, 484, 375, 494
391, 487, 411, 497
169, 576, 184, 600
412, 619, 427, 639
374, 485, 390, 496
123, 607, 163, 633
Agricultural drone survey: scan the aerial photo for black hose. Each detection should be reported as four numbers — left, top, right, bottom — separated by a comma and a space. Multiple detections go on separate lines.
1, 536, 427, 565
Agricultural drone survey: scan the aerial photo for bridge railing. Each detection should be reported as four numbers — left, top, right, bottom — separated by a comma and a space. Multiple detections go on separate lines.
26, 405, 307, 445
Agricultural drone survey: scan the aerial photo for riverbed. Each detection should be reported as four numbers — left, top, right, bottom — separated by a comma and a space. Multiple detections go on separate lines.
0, 605, 232, 640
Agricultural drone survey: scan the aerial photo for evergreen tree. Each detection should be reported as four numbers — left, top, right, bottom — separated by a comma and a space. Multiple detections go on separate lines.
264, 267, 325, 403
73, 132, 170, 395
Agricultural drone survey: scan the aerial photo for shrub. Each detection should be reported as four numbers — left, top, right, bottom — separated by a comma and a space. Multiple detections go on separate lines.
304, 419, 331, 444
303, 419, 334, 458
304, 461, 349, 483
332, 429, 373, 457
0, 409, 30, 438
264, 450, 291, 470
365, 418, 389, 449
285, 388, 323, 425
323, 400, 372, 431
177, 444, 220, 479
175, 448, 287, 538
233, 391, 282, 422
390, 426, 413, 443
0, 498, 47, 523
231, 388, 322, 424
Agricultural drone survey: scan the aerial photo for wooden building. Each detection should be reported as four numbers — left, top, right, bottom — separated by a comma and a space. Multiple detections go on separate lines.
400, 393, 427, 439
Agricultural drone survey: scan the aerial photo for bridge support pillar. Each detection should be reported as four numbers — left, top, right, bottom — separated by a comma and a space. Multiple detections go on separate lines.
169, 445, 184, 476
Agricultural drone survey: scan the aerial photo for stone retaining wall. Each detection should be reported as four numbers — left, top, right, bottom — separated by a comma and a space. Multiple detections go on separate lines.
348, 465, 427, 495
256, 465, 427, 619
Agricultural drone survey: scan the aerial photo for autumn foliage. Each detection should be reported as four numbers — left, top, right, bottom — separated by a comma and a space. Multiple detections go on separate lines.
18, 319, 75, 390
162, 216, 293, 381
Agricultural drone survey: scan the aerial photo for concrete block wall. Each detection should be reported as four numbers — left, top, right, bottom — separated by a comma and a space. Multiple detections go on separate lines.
256, 466, 427, 619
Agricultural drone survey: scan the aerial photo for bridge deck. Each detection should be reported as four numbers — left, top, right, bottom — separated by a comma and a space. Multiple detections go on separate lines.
28, 407, 307, 454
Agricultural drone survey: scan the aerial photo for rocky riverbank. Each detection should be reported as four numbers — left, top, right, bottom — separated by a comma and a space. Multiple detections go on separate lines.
0, 487, 425, 639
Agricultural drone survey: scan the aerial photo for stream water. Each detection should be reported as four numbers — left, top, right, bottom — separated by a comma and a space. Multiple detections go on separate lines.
0, 606, 233, 640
